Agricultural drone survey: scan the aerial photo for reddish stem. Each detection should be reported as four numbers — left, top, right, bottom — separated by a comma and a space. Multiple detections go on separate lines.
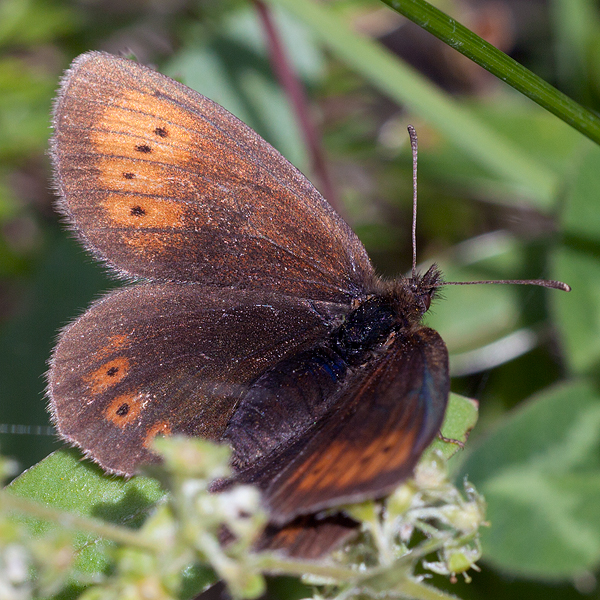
254, 0, 340, 212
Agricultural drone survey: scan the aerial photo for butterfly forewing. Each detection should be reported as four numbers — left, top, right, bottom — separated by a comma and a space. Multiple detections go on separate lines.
49, 283, 347, 475
257, 327, 449, 523
51, 52, 374, 303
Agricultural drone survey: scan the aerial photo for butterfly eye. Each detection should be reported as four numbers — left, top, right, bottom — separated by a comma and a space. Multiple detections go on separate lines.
423, 290, 433, 311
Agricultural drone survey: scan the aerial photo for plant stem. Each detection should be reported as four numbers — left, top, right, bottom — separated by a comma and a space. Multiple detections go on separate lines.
381, 0, 600, 146
252, 553, 359, 580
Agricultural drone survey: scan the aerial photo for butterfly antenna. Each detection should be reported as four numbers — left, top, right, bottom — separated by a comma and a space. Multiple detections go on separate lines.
408, 125, 418, 280
406, 126, 570, 293
442, 278, 571, 291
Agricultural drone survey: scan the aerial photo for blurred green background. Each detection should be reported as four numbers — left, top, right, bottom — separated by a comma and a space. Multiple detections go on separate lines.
1, 0, 599, 598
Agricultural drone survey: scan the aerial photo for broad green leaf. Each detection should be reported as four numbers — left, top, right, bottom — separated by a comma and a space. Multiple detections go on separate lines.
459, 380, 600, 578
562, 144, 600, 242
553, 246, 600, 374
553, 143, 600, 374
8, 449, 164, 574
425, 270, 519, 356
424, 236, 546, 360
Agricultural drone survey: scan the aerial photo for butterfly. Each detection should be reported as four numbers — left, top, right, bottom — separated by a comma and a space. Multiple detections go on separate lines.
48, 51, 569, 559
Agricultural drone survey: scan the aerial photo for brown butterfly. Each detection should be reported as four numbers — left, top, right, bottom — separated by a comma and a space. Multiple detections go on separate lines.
48, 52, 569, 558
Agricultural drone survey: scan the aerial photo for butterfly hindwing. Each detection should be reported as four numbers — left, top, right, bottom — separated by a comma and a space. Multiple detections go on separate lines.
49, 283, 348, 475
255, 514, 359, 559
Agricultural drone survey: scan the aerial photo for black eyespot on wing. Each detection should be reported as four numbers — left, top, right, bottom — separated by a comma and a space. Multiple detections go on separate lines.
130, 206, 146, 217
115, 403, 129, 417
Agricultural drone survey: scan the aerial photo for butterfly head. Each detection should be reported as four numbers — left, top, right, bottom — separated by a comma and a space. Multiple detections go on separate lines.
375, 264, 444, 328
409, 263, 444, 309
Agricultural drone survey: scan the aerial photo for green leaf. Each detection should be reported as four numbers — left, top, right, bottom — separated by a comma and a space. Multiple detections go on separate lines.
424, 235, 551, 366
562, 143, 600, 242
430, 392, 478, 461
426, 269, 520, 356
458, 380, 600, 579
553, 246, 600, 374
8, 449, 164, 574
553, 143, 600, 374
